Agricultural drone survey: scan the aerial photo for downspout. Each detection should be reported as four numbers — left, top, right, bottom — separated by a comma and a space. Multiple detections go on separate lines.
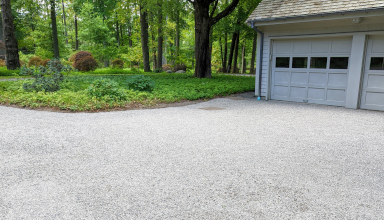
251, 22, 263, 100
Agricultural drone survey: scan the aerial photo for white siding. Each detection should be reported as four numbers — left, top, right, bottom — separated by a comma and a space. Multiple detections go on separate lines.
258, 23, 384, 97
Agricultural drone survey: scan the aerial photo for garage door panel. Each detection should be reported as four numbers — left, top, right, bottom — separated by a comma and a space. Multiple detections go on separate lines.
308, 72, 326, 85
328, 73, 348, 87
273, 86, 289, 97
365, 92, 384, 106
274, 71, 290, 84
327, 89, 345, 102
371, 38, 384, 53
276, 42, 291, 54
290, 87, 306, 98
367, 74, 384, 89
291, 72, 307, 84
331, 40, 352, 53
308, 88, 325, 100
293, 42, 310, 54
360, 35, 384, 111
311, 41, 329, 53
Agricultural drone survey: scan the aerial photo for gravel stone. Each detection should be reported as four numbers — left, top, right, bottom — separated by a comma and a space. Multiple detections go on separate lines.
1, 94, 384, 219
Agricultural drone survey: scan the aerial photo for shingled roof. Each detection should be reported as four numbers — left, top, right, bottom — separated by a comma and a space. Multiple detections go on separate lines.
247, 0, 384, 23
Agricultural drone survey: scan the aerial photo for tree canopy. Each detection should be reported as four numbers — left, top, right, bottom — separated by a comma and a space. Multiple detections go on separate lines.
3, 0, 260, 76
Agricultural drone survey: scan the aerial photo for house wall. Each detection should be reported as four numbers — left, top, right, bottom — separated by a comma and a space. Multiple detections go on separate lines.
255, 16, 384, 99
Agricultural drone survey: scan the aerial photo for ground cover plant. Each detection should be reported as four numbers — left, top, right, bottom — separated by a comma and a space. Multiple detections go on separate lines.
0, 67, 22, 79
0, 73, 255, 111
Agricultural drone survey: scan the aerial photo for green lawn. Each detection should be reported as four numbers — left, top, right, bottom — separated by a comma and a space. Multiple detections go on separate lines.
0, 72, 255, 111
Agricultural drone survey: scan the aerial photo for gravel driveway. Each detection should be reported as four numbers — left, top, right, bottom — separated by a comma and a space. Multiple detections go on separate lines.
1, 93, 384, 219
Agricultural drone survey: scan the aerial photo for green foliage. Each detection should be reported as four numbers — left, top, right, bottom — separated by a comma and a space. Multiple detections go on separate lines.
21, 59, 72, 92
154, 68, 163, 73
0, 72, 255, 111
87, 78, 126, 101
126, 75, 155, 92
28, 56, 42, 67
111, 59, 124, 69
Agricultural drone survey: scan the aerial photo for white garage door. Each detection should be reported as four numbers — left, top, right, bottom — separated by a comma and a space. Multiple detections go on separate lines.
360, 35, 384, 111
271, 38, 352, 106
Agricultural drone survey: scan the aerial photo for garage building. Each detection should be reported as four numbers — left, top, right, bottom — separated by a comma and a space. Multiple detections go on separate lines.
247, 0, 384, 111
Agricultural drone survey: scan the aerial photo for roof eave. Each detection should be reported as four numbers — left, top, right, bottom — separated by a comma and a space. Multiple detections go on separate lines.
247, 7, 384, 26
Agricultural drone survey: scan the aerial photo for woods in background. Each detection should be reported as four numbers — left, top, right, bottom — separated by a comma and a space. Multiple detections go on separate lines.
1, 0, 260, 77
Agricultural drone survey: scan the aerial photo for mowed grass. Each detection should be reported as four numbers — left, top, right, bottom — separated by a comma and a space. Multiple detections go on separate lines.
0, 73, 255, 111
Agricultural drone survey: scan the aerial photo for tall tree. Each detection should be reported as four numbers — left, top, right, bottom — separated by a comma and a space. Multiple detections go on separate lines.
1, 0, 20, 69
250, 33, 256, 74
61, 0, 68, 44
139, 4, 150, 72
51, 0, 60, 58
156, 0, 163, 69
188, 0, 240, 78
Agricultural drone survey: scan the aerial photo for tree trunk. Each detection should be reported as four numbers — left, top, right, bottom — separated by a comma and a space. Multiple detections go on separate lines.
193, 3, 211, 78
250, 33, 256, 74
116, 19, 120, 47
128, 25, 132, 47
156, 4, 163, 69
62, 0, 68, 44
152, 32, 156, 70
227, 32, 238, 73
219, 37, 223, 68
75, 15, 79, 50
191, 0, 240, 78
140, 5, 151, 72
120, 24, 124, 46
175, 10, 180, 64
241, 41, 246, 74
232, 32, 240, 73
223, 32, 228, 72
51, 0, 60, 58
0, 0, 19, 69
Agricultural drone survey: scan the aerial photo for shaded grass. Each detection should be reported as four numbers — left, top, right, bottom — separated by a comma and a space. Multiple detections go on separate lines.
0, 73, 255, 111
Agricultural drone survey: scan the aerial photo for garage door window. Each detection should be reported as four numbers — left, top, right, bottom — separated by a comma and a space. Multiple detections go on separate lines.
292, 57, 308, 68
276, 57, 290, 68
310, 57, 327, 69
330, 57, 349, 69
370, 57, 384, 70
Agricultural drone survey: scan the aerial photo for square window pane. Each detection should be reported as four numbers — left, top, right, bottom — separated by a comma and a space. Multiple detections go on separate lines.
276, 57, 290, 68
370, 57, 384, 70
292, 57, 308, 68
310, 57, 327, 69
330, 57, 349, 69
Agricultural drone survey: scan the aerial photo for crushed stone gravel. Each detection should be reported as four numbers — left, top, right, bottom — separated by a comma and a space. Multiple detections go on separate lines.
1, 93, 384, 219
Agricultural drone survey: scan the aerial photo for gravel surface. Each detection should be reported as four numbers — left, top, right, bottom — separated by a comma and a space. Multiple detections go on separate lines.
1, 93, 384, 219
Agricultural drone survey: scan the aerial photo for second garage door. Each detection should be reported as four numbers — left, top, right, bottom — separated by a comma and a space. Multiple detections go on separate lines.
271, 38, 352, 106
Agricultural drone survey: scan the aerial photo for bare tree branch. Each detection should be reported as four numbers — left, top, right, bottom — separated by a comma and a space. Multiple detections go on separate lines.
211, 0, 240, 25
209, 0, 219, 19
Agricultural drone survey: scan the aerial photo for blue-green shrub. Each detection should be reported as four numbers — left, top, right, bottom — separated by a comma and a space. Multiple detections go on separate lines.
87, 78, 126, 100
126, 75, 155, 92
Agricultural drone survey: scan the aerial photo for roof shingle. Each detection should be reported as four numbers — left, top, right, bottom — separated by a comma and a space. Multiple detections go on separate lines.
247, 0, 384, 23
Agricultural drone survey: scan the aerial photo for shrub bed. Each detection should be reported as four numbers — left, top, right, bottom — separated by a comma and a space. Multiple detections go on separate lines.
0, 73, 255, 111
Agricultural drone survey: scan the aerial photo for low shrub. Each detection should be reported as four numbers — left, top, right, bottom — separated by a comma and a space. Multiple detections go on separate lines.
173, 63, 187, 72
72, 51, 92, 64
21, 59, 72, 92
0, 59, 5, 67
162, 64, 172, 72
20, 60, 26, 67
87, 78, 126, 100
75, 56, 98, 72
39, 59, 50, 67
111, 59, 124, 69
126, 75, 155, 92
28, 56, 42, 67
154, 68, 163, 73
